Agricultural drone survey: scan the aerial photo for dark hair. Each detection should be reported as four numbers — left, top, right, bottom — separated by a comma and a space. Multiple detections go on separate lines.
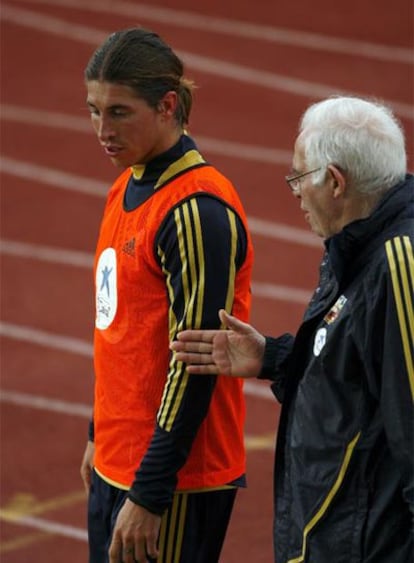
85, 27, 194, 127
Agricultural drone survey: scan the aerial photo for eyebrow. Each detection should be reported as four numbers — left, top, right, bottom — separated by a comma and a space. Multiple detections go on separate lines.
86, 100, 130, 111
288, 167, 300, 176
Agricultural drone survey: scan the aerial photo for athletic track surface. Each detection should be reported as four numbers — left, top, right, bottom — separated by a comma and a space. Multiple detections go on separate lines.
0, 1, 413, 561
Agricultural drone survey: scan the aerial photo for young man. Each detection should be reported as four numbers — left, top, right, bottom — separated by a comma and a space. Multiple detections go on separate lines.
172, 96, 414, 562
80, 28, 253, 563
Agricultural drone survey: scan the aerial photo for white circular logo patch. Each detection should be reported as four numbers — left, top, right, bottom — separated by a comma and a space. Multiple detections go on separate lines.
95, 247, 117, 330
313, 327, 327, 357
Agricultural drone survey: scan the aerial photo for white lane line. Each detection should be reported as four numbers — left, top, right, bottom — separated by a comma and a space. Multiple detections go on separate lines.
0, 103, 293, 166
1, 4, 412, 120
182, 52, 414, 120
246, 218, 320, 248
0, 389, 92, 417
0, 321, 93, 357
0, 511, 88, 542
0, 238, 315, 302
0, 155, 107, 197
253, 281, 311, 304
1, 104, 93, 133
0, 238, 94, 268
7, 0, 413, 63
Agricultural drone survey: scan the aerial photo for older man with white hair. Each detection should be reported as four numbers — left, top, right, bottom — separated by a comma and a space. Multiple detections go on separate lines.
171, 96, 414, 563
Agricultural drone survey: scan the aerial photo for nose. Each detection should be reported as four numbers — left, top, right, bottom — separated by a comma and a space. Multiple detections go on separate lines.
94, 115, 115, 142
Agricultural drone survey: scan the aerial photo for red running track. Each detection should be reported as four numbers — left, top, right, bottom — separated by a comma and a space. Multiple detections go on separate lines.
1, 1, 413, 561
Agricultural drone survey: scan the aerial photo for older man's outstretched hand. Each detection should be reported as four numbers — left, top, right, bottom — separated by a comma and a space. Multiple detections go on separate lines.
170, 309, 265, 379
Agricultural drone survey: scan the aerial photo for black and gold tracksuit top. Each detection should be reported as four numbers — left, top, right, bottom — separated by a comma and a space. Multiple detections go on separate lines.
263, 174, 414, 562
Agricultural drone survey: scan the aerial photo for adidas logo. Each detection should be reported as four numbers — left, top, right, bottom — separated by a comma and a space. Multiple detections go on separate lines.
122, 237, 136, 256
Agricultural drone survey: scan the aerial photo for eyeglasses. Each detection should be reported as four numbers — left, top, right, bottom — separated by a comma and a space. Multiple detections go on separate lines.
285, 167, 321, 194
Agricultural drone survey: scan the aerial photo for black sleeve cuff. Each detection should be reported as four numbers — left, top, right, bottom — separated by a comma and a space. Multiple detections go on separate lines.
258, 334, 294, 402
128, 423, 193, 515
127, 490, 166, 516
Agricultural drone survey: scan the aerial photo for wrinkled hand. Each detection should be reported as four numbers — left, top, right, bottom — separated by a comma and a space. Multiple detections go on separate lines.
170, 309, 265, 378
80, 441, 95, 494
109, 499, 161, 563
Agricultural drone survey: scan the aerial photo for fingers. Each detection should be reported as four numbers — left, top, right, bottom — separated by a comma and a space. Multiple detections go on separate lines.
174, 329, 218, 343
109, 501, 161, 563
109, 538, 158, 563
144, 529, 159, 560
108, 537, 122, 563
170, 340, 213, 354
185, 363, 220, 374
173, 350, 219, 374
218, 308, 231, 327
80, 459, 92, 494
170, 329, 222, 375
109, 538, 138, 563
173, 350, 211, 363
81, 470, 91, 494
122, 544, 135, 563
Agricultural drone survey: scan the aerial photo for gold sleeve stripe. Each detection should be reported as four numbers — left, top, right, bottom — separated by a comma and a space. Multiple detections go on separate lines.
385, 236, 414, 400
158, 200, 206, 430
175, 205, 191, 327
157, 244, 178, 339
163, 204, 199, 429
157, 356, 185, 429
157, 206, 190, 428
224, 208, 237, 315
156, 245, 182, 426
191, 198, 206, 327
287, 432, 361, 563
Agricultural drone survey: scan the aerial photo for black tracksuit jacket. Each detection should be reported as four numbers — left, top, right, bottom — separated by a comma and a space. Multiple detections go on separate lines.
263, 174, 414, 562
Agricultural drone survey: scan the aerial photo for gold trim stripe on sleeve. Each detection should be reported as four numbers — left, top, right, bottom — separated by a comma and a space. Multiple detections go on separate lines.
159, 201, 206, 431
287, 432, 361, 563
224, 209, 237, 315
385, 236, 414, 400
156, 245, 181, 427
164, 203, 201, 430
157, 206, 189, 428
182, 202, 199, 327
190, 198, 206, 327
157, 244, 179, 340
175, 205, 191, 326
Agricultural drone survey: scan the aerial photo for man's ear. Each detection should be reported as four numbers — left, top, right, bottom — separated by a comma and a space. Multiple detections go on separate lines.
327, 164, 346, 197
158, 91, 178, 118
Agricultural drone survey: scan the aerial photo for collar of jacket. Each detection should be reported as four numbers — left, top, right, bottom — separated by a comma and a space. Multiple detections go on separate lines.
324, 173, 414, 285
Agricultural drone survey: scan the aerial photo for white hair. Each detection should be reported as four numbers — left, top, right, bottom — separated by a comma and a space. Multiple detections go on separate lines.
299, 96, 407, 194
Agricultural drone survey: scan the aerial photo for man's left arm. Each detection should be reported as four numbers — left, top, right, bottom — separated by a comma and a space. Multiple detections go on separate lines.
129, 193, 248, 512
